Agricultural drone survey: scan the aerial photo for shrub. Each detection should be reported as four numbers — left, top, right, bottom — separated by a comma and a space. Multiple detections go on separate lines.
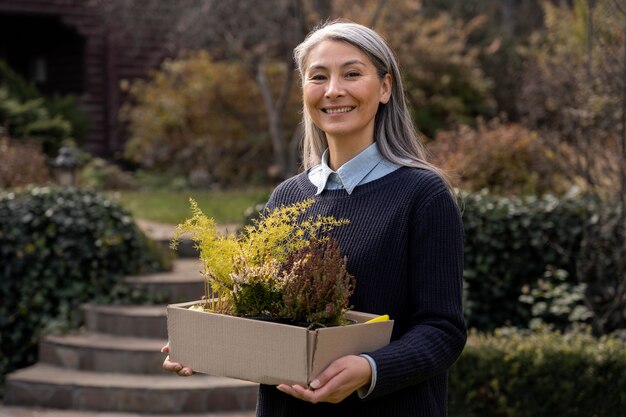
428, 120, 571, 196
0, 59, 39, 101
78, 157, 139, 190
0, 87, 73, 155
120, 50, 298, 186
0, 60, 86, 155
519, 267, 592, 331
462, 190, 625, 333
449, 326, 626, 417
516, 0, 625, 200
376, 3, 495, 137
0, 187, 166, 393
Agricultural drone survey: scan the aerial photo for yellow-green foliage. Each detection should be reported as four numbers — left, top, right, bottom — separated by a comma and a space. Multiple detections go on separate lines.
240, 199, 348, 266
171, 199, 239, 312
171, 198, 349, 320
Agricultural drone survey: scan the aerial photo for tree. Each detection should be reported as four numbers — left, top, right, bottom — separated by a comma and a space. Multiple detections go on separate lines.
97, 0, 332, 180
517, 0, 626, 334
378, 0, 495, 137
120, 51, 293, 186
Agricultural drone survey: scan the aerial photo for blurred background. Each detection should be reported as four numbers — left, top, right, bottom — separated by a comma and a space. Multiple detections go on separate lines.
1, 0, 625, 416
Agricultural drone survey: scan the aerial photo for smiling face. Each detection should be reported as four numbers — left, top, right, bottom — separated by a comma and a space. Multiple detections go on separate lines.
303, 40, 392, 153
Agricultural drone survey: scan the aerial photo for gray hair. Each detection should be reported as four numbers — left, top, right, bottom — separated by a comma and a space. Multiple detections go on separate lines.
293, 20, 450, 188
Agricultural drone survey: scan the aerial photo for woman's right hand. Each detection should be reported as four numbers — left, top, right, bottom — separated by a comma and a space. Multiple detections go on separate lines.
161, 343, 194, 376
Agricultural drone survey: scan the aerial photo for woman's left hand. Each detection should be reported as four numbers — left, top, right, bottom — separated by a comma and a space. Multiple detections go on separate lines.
276, 355, 372, 404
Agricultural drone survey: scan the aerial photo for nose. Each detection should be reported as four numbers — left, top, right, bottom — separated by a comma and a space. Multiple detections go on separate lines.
325, 74, 344, 99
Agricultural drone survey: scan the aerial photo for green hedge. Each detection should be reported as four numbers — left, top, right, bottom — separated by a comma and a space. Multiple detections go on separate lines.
462, 191, 624, 332
0, 187, 166, 394
450, 327, 626, 417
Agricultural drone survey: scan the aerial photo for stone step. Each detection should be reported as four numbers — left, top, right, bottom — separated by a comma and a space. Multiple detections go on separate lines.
5, 364, 258, 414
39, 333, 166, 374
136, 219, 241, 259
82, 304, 168, 339
125, 259, 205, 303
0, 405, 255, 417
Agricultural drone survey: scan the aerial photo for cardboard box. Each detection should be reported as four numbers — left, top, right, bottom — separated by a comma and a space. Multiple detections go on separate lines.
166, 300, 394, 386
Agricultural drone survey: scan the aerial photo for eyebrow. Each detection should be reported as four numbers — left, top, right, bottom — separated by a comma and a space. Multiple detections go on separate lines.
308, 59, 367, 71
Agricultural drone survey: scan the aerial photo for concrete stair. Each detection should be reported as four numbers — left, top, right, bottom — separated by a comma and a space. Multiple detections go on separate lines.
4, 259, 258, 416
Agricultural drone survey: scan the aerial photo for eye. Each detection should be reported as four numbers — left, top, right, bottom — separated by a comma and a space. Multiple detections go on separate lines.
309, 74, 327, 81
345, 71, 361, 79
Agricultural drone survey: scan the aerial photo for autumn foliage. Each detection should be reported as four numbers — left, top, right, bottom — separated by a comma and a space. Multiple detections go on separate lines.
428, 119, 569, 196
121, 50, 299, 186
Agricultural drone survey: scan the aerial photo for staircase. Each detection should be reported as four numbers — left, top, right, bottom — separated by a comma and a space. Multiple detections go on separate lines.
3, 258, 258, 416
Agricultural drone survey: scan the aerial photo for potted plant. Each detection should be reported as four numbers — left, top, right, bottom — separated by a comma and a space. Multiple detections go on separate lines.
171, 198, 355, 327
166, 198, 393, 386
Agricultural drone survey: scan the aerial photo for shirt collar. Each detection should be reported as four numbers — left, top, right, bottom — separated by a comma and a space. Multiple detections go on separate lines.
315, 142, 386, 195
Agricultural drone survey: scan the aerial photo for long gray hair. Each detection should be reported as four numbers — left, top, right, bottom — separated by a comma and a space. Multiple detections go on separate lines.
293, 20, 450, 188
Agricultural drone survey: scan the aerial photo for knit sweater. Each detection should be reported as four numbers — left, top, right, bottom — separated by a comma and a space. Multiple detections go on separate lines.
256, 166, 466, 417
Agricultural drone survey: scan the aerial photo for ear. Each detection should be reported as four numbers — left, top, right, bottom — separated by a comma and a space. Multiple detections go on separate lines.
379, 73, 392, 104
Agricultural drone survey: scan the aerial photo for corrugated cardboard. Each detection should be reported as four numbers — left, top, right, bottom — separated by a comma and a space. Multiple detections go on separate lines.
166, 300, 394, 386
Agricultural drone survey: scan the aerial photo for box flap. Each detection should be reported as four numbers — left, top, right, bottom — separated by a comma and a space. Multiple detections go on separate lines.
167, 302, 310, 386
309, 320, 394, 383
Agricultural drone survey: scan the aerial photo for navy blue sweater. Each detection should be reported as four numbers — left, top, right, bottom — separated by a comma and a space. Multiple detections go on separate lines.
256, 166, 466, 417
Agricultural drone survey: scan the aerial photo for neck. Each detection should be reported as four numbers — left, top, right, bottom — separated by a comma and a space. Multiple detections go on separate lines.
326, 138, 374, 171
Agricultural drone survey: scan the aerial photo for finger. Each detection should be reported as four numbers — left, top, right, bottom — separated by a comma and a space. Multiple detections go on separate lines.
162, 356, 182, 372
161, 343, 170, 354
308, 360, 344, 390
177, 367, 194, 377
277, 384, 318, 403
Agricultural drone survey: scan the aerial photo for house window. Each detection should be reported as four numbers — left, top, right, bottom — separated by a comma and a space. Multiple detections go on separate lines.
30, 56, 48, 83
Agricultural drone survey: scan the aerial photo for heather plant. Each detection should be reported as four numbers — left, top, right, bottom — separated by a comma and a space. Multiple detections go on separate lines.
281, 239, 355, 326
172, 198, 353, 326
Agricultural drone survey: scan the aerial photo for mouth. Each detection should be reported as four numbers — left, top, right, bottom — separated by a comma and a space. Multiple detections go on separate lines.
322, 106, 355, 114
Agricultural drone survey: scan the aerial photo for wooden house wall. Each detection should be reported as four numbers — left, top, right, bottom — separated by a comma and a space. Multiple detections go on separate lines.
0, 0, 173, 157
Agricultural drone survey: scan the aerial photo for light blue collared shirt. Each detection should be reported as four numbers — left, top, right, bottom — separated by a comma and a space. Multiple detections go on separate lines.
307, 142, 399, 398
308, 143, 400, 195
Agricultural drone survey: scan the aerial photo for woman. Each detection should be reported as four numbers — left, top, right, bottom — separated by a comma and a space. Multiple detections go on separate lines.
163, 20, 466, 417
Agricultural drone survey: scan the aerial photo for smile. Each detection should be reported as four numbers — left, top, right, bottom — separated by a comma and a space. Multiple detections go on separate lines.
323, 107, 355, 114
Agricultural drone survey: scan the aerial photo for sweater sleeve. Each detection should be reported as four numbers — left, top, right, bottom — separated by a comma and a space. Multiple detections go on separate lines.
364, 190, 466, 399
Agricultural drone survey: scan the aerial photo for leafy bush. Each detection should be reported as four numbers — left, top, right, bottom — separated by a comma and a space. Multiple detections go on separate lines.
517, 0, 625, 200
428, 120, 571, 196
78, 157, 139, 190
376, 3, 495, 137
449, 326, 626, 417
121, 50, 298, 186
0, 60, 39, 101
519, 267, 592, 331
462, 191, 625, 333
0, 187, 166, 393
45, 93, 89, 143
0, 86, 73, 155
0, 60, 87, 154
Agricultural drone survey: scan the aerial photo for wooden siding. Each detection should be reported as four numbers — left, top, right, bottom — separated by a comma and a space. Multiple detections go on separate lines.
0, 0, 173, 157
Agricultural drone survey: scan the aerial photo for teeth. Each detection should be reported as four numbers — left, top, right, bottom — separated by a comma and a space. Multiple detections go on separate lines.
325, 107, 353, 114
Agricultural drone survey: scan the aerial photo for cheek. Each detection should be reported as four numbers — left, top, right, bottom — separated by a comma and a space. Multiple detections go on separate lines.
303, 84, 323, 104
